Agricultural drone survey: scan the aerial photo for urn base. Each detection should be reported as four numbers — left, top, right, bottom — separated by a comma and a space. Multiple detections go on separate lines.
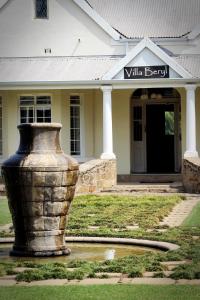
10, 246, 71, 257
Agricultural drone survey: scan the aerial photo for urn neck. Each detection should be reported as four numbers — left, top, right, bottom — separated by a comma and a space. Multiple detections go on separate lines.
17, 123, 62, 154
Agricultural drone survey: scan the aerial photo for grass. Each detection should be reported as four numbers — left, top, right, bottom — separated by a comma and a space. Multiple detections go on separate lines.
0, 285, 200, 300
68, 194, 182, 229
0, 197, 11, 225
182, 202, 200, 227
1, 194, 200, 281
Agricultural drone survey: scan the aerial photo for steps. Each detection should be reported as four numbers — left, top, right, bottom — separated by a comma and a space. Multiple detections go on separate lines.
118, 173, 182, 183
102, 182, 184, 194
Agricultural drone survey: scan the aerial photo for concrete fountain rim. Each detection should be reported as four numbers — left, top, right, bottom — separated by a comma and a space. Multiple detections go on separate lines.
0, 236, 179, 251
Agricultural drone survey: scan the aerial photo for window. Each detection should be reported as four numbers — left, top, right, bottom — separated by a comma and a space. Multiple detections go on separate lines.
133, 106, 143, 141
0, 97, 2, 155
165, 111, 175, 135
70, 95, 81, 155
19, 95, 51, 124
35, 0, 48, 19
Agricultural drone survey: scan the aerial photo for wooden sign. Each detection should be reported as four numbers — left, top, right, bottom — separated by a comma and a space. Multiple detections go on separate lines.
124, 65, 169, 79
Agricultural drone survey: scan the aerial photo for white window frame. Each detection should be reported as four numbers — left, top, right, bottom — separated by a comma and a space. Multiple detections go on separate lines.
19, 94, 52, 124
69, 94, 85, 160
34, 0, 49, 19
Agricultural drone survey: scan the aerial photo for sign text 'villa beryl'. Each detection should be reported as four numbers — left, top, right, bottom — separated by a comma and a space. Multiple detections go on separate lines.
124, 65, 169, 79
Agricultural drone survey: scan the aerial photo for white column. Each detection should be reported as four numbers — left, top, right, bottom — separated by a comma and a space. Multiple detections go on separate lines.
184, 84, 198, 158
100, 85, 116, 160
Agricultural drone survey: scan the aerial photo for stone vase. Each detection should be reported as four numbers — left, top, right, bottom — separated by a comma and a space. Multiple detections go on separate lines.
2, 123, 79, 256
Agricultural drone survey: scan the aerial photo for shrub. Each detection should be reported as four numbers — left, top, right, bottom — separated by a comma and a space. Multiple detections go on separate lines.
128, 267, 144, 278
170, 263, 200, 280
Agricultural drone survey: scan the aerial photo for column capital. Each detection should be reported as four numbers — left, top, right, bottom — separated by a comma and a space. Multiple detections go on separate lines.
185, 84, 197, 92
100, 85, 113, 92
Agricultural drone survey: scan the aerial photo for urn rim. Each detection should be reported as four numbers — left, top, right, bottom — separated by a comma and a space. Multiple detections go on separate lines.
17, 123, 62, 129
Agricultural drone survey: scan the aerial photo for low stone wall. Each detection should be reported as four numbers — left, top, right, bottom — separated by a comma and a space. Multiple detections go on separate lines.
183, 158, 200, 193
76, 159, 117, 193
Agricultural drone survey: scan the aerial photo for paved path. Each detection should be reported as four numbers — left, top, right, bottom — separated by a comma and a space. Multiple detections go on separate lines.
159, 196, 200, 227
1, 276, 200, 286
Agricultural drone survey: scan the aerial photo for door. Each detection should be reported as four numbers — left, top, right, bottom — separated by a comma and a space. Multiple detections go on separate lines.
132, 104, 146, 172
146, 104, 175, 173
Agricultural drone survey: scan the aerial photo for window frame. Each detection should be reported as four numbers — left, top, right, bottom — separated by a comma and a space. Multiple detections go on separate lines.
19, 94, 52, 124
69, 94, 85, 158
34, 0, 49, 20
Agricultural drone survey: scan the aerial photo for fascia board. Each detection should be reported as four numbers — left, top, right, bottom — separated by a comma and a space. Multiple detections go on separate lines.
103, 38, 193, 80
102, 38, 147, 79
145, 38, 192, 78
0, 77, 199, 90
73, 0, 120, 41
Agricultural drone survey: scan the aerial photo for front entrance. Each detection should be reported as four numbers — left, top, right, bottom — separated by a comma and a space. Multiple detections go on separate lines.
131, 88, 181, 173
146, 104, 175, 173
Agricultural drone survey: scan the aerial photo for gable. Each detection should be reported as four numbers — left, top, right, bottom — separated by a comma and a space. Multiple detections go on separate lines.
114, 48, 180, 79
0, 0, 117, 57
103, 38, 193, 80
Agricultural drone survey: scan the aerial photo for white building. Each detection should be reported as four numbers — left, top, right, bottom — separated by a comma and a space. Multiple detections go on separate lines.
1, 0, 200, 188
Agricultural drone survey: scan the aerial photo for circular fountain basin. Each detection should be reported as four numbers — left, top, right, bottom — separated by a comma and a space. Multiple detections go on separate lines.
0, 237, 179, 263
0, 242, 160, 263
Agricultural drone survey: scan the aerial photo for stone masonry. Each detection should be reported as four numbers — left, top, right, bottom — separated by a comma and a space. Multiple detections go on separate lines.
183, 157, 200, 193
76, 159, 117, 193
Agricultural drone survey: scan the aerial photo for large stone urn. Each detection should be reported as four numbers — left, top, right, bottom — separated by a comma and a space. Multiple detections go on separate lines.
2, 123, 79, 256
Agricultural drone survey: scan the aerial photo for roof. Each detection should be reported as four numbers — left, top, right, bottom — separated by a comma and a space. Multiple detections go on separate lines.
0, 54, 199, 83
87, 0, 200, 38
175, 55, 200, 78
0, 56, 121, 82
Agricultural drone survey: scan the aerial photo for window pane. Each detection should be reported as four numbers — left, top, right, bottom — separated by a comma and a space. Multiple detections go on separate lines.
36, 107, 51, 123
70, 106, 80, 117
133, 106, 142, 120
70, 95, 81, 155
70, 117, 80, 129
134, 121, 142, 141
165, 111, 174, 135
35, 0, 48, 19
70, 95, 80, 105
20, 96, 34, 106
36, 95, 51, 105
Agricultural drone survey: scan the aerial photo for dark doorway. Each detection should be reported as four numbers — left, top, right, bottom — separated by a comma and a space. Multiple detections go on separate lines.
146, 104, 175, 173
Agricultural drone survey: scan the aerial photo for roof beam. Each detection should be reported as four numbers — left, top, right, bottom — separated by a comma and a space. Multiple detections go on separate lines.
73, 0, 121, 41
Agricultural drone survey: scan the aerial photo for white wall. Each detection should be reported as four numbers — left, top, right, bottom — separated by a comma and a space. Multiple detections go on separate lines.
0, 0, 124, 57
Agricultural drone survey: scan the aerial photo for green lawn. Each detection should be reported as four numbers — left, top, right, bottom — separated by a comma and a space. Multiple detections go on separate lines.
68, 194, 182, 230
0, 198, 11, 225
182, 202, 200, 227
1, 285, 200, 300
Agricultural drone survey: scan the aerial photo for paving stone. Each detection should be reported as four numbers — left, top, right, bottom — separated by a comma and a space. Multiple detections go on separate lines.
160, 198, 200, 227
131, 278, 175, 285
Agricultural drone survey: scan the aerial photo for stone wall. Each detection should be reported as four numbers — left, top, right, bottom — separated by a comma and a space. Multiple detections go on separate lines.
76, 159, 117, 193
183, 158, 200, 193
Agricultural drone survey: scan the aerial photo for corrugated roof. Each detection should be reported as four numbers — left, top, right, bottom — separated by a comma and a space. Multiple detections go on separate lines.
175, 55, 200, 78
0, 55, 199, 82
0, 56, 121, 82
87, 0, 200, 38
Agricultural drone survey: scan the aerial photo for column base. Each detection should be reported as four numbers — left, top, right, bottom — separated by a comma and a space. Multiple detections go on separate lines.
184, 150, 199, 158
100, 152, 116, 160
